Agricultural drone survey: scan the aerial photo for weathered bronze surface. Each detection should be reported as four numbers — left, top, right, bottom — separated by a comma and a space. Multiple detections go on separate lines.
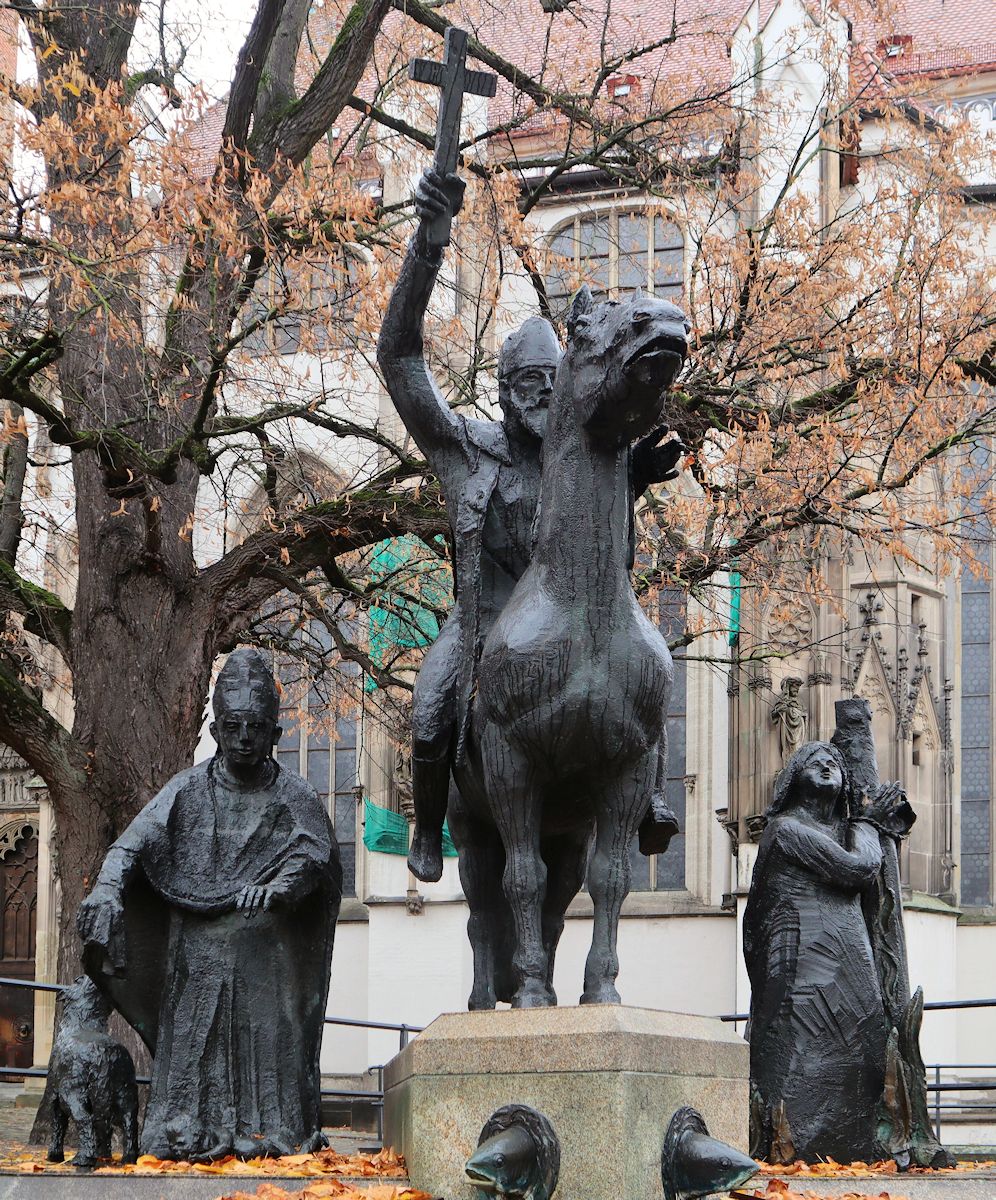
78, 648, 341, 1160
661, 1106, 758, 1200
744, 699, 951, 1167
378, 159, 686, 1007
379, 158, 688, 1006
44, 976, 138, 1169
465, 1104, 561, 1200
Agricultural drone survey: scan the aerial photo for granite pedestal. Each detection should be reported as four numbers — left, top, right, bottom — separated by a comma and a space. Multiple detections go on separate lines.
383, 1006, 749, 1200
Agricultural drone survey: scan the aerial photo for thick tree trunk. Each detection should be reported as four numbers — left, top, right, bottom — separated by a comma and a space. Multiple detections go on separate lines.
29, 454, 215, 1145
53, 455, 213, 981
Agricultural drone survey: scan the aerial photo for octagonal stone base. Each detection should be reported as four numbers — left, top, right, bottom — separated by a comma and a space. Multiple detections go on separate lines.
383, 1006, 749, 1200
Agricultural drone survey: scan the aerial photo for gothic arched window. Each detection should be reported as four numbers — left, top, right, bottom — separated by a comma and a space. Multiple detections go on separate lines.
545, 211, 684, 319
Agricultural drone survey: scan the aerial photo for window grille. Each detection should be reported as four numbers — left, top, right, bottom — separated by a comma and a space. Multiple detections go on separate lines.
545, 211, 684, 320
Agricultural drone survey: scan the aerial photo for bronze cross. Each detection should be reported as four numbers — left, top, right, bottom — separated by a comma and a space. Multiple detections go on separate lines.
409, 27, 497, 247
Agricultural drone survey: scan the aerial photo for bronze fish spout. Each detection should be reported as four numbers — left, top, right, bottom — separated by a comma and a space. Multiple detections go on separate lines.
465, 1104, 560, 1200
661, 1106, 759, 1200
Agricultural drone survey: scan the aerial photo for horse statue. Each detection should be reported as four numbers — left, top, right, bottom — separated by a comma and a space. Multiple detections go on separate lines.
448, 285, 690, 1009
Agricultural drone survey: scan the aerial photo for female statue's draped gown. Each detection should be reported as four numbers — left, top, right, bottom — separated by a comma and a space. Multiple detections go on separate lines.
743, 763, 888, 1162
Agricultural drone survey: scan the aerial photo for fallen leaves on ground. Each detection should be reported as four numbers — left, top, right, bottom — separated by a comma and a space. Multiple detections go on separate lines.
213, 1187, 433, 1200
741, 1180, 910, 1200
0, 1145, 410, 1179
758, 1158, 996, 1177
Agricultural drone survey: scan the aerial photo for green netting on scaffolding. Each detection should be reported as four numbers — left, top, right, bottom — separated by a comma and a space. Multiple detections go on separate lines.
365, 535, 452, 692
362, 797, 457, 857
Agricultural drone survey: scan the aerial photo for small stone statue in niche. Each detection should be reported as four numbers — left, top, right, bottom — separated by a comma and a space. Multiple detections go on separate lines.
771, 677, 807, 765
744, 699, 951, 1168
78, 648, 342, 1161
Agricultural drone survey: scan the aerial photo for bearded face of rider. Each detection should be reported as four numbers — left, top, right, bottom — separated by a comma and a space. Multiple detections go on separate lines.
498, 317, 560, 446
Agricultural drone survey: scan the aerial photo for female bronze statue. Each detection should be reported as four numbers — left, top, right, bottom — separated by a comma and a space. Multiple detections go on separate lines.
743, 741, 891, 1163
745, 698, 952, 1170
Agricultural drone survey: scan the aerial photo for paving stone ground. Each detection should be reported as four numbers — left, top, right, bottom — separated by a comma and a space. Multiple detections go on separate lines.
2, 1171, 996, 1200
6, 1093, 996, 1199
0, 1179, 412, 1199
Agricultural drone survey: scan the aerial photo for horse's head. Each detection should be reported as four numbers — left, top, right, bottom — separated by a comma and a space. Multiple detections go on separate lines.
563, 285, 690, 447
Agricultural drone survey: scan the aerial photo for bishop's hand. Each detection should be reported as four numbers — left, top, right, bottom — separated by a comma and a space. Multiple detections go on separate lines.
77, 882, 126, 974
414, 169, 466, 246
236, 884, 275, 917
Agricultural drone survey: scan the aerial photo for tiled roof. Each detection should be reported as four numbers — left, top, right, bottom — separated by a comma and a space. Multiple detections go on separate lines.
850, 0, 996, 82
186, 97, 230, 177
891, 43, 996, 78
183, 0, 996, 173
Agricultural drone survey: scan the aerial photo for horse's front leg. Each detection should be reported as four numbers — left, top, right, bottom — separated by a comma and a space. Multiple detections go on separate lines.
582, 749, 657, 1005
449, 797, 506, 1010
481, 726, 553, 1007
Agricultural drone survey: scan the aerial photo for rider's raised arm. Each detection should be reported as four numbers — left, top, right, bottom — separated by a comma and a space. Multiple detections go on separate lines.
377, 171, 466, 468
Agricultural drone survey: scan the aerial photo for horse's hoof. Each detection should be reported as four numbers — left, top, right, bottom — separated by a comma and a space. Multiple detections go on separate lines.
512, 982, 555, 1008
468, 992, 497, 1011
47, 1151, 65, 1164
408, 836, 444, 883
638, 794, 680, 856
580, 984, 621, 1005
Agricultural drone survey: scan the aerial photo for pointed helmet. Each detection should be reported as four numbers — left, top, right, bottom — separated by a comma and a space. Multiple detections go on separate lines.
498, 316, 561, 378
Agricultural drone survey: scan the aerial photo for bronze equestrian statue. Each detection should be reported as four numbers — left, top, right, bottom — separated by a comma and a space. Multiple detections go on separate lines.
378, 169, 683, 885
378, 169, 686, 1007
378, 25, 688, 1010
470, 285, 689, 1006
379, 34, 681, 895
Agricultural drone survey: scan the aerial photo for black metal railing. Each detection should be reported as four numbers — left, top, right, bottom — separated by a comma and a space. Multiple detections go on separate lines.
6, 976, 996, 1147
719, 997, 996, 1143
923, 1064, 996, 1142
718, 996, 996, 1023
0, 976, 425, 1144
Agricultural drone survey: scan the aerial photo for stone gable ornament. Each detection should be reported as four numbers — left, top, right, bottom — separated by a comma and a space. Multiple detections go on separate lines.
77, 648, 342, 1161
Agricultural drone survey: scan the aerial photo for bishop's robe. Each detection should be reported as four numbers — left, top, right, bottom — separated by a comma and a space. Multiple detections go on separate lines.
82, 758, 341, 1160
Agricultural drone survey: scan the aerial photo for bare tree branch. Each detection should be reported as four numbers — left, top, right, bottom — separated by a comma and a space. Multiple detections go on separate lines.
0, 653, 87, 793
221, 0, 289, 159
200, 489, 446, 644
255, 0, 313, 137
0, 560, 73, 661
251, 0, 393, 182
0, 402, 27, 566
